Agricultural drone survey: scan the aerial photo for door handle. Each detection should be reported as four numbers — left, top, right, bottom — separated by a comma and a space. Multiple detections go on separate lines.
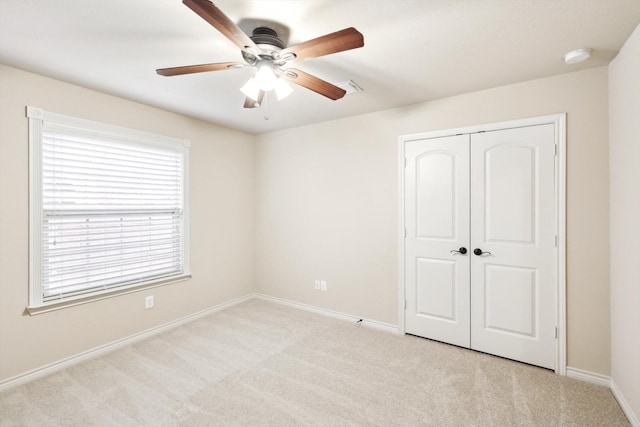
450, 247, 467, 255
473, 248, 492, 256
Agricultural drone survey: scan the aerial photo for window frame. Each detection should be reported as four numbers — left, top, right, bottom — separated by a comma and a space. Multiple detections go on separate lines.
27, 106, 191, 314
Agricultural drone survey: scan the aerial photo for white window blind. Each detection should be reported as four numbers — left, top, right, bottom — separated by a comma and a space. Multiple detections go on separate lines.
28, 107, 190, 309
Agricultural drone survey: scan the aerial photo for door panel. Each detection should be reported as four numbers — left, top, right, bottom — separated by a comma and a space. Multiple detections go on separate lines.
485, 145, 536, 244
417, 153, 456, 239
483, 264, 536, 337
416, 258, 456, 320
470, 124, 556, 369
405, 135, 470, 347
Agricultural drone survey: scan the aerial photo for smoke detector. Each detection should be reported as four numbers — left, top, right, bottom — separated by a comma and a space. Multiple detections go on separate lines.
564, 48, 591, 64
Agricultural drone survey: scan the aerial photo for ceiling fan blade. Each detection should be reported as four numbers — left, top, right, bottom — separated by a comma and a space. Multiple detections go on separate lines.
243, 91, 265, 108
280, 69, 346, 100
183, 0, 258, 53
280, 27, 363, 62
156, 62, 243, 76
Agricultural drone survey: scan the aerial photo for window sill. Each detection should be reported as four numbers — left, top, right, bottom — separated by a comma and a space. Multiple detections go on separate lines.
25, 274, 192, 316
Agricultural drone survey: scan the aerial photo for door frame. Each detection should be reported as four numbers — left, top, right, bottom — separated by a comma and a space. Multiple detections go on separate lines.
398, 114, 567, 375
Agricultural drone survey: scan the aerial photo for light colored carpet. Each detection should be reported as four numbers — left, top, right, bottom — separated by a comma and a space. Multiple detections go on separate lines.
0, 299, 629, 426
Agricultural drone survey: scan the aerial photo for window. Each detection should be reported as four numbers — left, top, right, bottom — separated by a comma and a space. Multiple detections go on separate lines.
27, 107, 190, 311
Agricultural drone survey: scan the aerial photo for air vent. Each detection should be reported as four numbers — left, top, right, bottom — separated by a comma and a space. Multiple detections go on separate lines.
336, 80, 363, 95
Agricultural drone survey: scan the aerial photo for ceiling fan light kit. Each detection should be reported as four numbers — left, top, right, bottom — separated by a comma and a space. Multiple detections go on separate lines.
240, 61, 294, 103
156, 0, 364, 109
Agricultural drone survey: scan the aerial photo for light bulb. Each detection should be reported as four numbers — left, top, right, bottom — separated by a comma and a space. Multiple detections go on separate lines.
254, 64, 277, 91
274, 78, 294, 100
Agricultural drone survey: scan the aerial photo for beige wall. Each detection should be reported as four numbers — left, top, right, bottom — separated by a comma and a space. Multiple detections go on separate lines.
0, 65, 256, 381
256, 66, 611, 375
609, 24, 640, 420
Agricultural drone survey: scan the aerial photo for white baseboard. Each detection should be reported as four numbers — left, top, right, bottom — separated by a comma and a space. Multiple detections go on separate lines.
253, 293, 400, 335
0, 294, 253, 392
566, 366, 612, 387
566, 367, 638, 427
611, 379, 640, 427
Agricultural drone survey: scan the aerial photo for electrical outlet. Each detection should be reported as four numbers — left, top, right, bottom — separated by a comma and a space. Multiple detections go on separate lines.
314, 280, 321, 290
320, 281, 327, 291
145, 295, 154, 309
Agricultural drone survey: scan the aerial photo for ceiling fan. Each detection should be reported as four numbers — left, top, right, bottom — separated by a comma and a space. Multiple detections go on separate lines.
156, 0, 364, 108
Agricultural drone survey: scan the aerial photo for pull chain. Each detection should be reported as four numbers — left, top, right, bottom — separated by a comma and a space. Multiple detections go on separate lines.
263, 91, 270, 121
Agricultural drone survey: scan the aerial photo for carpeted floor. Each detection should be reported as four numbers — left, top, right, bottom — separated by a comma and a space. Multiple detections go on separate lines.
0, 299, 629, 426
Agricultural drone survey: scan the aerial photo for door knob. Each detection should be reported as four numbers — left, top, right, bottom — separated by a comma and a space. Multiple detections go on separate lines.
450, 247, 467, 255
473, 248, 492, 256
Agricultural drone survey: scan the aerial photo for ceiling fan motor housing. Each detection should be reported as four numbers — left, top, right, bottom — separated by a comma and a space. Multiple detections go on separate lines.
251, 27, 286, 49
242, 27, 290, 65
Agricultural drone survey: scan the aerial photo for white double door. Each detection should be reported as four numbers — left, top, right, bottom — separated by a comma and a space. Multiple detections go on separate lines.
404, 124, 557, 370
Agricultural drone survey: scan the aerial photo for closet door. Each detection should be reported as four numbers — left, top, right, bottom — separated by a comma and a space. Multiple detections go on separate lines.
469, 124, 556, 369
404, 135, 470, 347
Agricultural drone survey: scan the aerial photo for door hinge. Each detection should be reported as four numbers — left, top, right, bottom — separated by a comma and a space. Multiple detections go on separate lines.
404, 228, 407, 238
404, 158, 407, 168
555, 326, 558, 339
404, 299, 407, 309
554, 145, 558, 156
555, 235, 558, 247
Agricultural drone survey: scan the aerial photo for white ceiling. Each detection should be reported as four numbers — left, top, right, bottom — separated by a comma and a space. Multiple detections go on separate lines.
1, 0, 639, 134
